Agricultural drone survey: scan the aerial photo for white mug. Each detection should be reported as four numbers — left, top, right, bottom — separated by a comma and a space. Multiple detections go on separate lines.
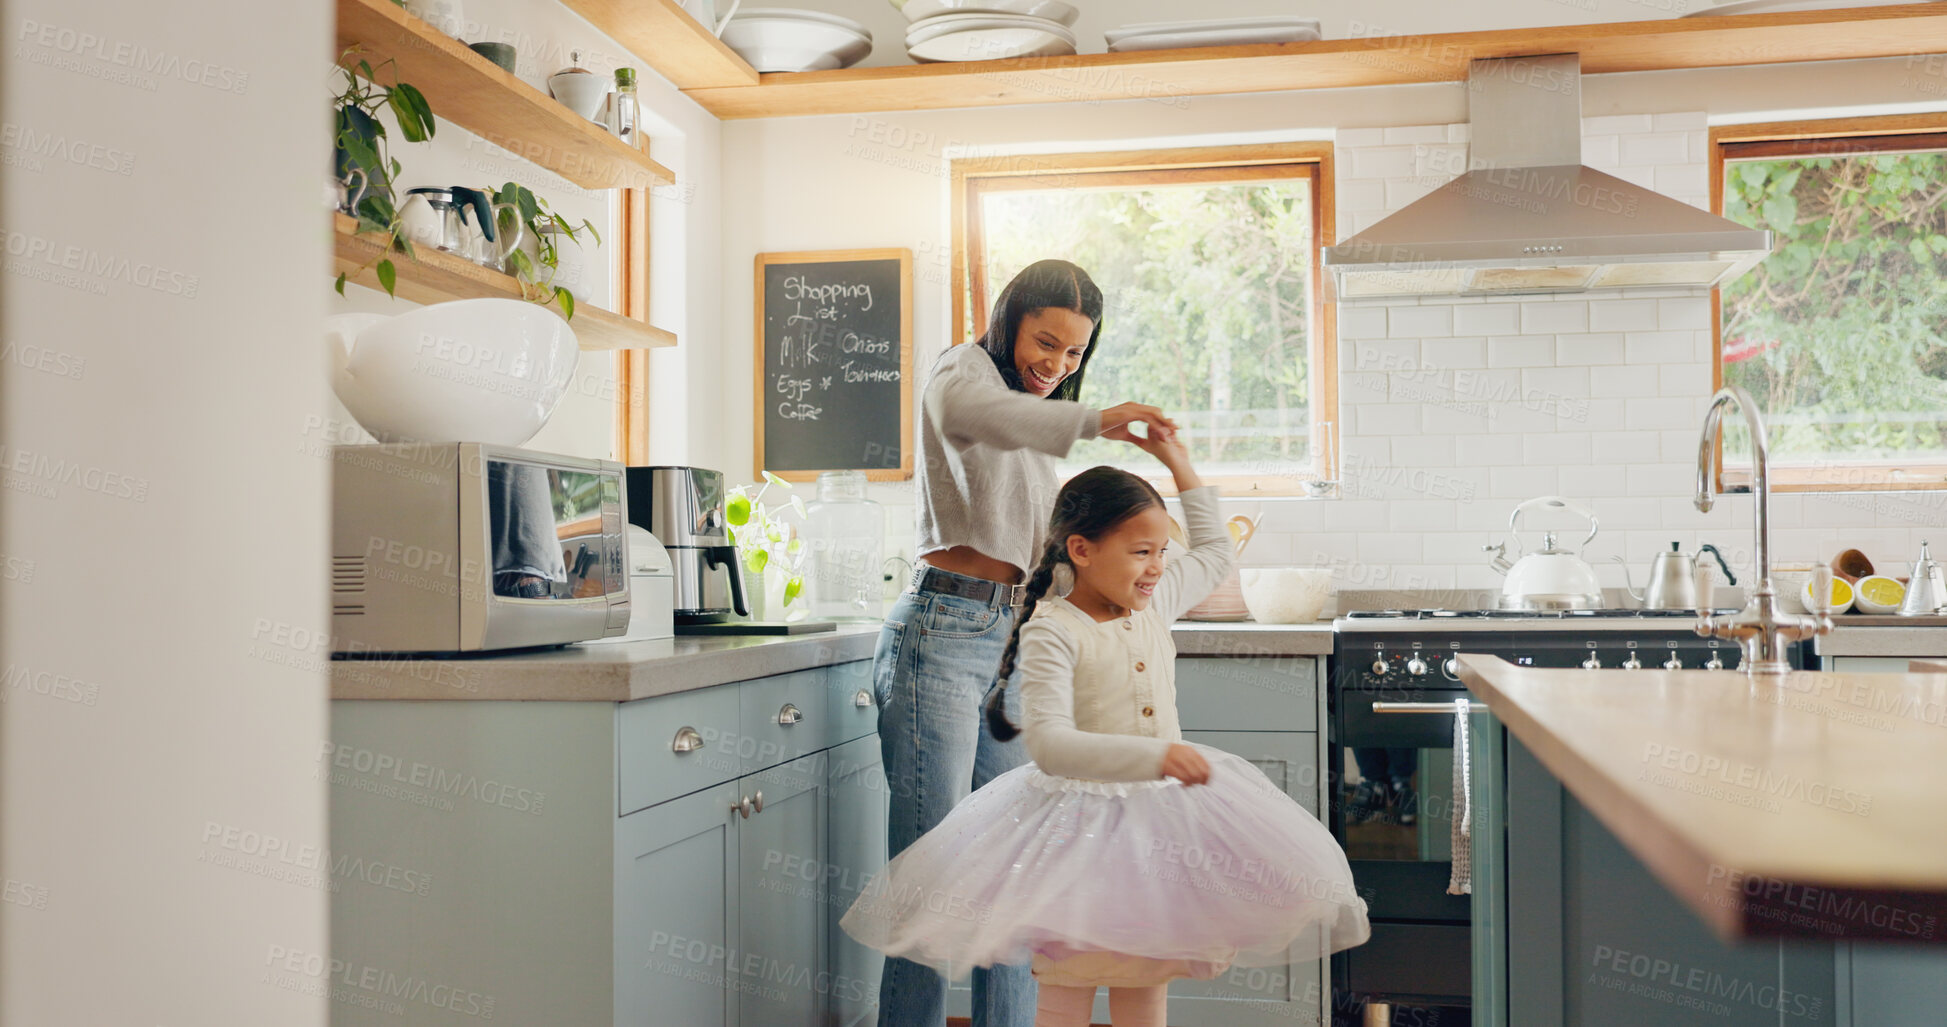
683, 0, 742, 36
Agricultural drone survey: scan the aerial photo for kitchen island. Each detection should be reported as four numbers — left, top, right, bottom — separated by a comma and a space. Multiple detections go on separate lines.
1457, 654, 1947, 943
1458, 654, 1947, 1027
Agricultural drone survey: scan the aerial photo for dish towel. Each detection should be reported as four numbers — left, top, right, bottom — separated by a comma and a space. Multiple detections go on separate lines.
1447, 697, 1473, 896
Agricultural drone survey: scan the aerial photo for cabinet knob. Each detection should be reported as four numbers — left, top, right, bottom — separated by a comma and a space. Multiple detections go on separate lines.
751, 790, 764, 814
671, 726, 703, 753
854, 689, 873, 708
777, 703, 803, 726
732, 795, 753, 819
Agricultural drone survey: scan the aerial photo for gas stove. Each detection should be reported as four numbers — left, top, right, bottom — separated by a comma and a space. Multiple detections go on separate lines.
1326, 607, 1806, 1010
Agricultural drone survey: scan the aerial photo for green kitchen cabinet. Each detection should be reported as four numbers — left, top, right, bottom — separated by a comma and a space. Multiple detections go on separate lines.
825, 734, 889, 1027
734, 753, 831, 1027
331, 658, 878, 1027
1472, 718, 1838, 1026
616, 782, 741, 1026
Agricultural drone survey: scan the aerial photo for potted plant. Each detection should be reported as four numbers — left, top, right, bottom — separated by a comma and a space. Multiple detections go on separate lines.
726, 471, 809, 620
331, 50, 437, 297
492, 181, 602, 320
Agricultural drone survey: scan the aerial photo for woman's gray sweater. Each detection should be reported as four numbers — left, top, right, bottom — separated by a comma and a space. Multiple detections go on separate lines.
915, 343, 1102, 578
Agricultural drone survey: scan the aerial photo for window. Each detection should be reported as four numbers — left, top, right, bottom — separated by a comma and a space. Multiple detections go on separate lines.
1711, 116, 1947, 492
952, 145, 1337, 495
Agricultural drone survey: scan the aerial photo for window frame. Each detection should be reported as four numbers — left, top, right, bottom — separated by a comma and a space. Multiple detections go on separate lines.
950, 143, 1338, 497
1709, 113, 1947, 494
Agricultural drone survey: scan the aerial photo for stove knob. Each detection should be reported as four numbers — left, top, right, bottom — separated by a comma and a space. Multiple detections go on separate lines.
1406, 656, 1429, 677
1705, 652, 1726, 671
1622, 653, 1644, 670
1370, 657, 1390, 676
1442, 657, 1459, 679
1581, 653, 1602, 670
1662, 654, 1684, 671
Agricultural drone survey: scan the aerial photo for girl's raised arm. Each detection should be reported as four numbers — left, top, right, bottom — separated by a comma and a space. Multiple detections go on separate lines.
1133, 428, 1234, 623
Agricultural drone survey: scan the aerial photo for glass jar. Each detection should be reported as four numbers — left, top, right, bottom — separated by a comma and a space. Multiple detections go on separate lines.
803, 471, 884, 622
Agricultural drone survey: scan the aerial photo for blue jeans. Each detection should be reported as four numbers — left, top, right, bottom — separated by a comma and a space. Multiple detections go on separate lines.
873, 577, 1036, 1027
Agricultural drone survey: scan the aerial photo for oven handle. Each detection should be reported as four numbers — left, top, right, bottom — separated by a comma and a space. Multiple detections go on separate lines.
1371, 701, 1489, 714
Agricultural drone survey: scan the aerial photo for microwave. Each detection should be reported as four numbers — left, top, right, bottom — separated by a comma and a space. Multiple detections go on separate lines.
330, 443, 630, 654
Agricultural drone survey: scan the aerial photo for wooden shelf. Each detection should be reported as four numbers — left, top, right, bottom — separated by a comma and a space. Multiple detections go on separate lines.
674, 3, 1947, 119
331, 215, 676, 351
335, 0, 674, 189
558, 0, 759, 90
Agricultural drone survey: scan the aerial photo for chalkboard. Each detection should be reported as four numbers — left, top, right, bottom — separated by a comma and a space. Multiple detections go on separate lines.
754, 249, 912, 482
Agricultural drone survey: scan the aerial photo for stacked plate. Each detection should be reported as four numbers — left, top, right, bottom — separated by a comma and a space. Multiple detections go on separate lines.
1105, 16, 1322, 52
894, 0, 1079, 62
722, 8, 873, 72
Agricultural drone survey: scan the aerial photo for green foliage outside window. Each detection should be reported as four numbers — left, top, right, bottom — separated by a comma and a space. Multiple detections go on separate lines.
976, 179, 1321, 482
1721, 149, 1947, 470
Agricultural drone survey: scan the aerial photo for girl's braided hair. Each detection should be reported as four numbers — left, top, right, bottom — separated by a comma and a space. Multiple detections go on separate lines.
984, 466, 1165, 741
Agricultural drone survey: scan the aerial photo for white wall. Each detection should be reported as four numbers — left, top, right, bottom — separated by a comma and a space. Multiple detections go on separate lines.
720, 56, 1947, 588
1, 0, 332, 1023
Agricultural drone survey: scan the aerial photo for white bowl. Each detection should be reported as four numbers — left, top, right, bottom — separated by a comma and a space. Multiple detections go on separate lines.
326, 299, 579, 447
1239, 568, 1334, 624
723, 9, 873, 72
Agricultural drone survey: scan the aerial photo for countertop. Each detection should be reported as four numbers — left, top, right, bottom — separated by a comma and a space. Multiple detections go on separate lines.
1458, 654, 1947, 943
329, 619, 1335, 702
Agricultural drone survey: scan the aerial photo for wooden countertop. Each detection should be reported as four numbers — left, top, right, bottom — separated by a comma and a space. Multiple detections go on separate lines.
1458, 654, 1947, 943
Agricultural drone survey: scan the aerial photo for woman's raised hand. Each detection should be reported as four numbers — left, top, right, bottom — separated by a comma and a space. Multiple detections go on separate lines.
1160, 744, 1211, 786
1099, 402, 1178, 444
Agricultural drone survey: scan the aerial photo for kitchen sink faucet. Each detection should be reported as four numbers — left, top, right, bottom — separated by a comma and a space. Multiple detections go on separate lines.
1692, 385, 1833, 674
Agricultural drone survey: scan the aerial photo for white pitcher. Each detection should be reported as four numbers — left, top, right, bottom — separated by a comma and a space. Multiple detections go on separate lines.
684, 0, 742, 36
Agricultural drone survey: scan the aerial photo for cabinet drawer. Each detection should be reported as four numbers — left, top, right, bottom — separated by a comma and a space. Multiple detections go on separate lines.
739, 669, 828, 775
825, 660, 878, 750
617, 684, 742, 816
1177, 656, 1317, 732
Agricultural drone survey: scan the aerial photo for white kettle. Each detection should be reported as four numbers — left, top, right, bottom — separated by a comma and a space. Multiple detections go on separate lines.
1483, 496, 1604, 610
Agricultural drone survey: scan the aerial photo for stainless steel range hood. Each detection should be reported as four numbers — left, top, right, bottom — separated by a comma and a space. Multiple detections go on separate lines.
1322, 54, 1772, 300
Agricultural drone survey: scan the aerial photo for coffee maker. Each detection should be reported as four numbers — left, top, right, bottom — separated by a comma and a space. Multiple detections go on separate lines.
626, 466, 748, 624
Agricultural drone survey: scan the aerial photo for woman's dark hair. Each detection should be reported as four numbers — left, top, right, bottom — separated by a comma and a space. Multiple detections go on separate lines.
984, 466, 1165, 741
974, 259, 1104, 402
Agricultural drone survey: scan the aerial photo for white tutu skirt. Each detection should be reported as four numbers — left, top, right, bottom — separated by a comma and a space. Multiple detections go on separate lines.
841, 744, 1370, 986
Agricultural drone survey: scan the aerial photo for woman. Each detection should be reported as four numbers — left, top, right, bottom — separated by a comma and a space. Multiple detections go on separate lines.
874, 259, 1177, 1027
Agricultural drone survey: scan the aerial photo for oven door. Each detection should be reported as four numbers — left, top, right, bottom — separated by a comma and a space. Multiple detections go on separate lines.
1333, 676, 1474, 1007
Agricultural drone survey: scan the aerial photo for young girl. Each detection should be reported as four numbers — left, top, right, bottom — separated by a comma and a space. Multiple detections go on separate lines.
842, 431, 1370, 1026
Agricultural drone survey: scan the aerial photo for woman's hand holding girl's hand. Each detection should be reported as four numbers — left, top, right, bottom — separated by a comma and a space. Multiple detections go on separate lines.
1099, 402, 1177, 444
1161, 744, 1211, 786
1126, 416, 1203, 492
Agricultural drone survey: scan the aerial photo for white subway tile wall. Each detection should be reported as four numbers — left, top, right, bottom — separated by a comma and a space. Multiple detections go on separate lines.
1248, 113, 1946, 589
